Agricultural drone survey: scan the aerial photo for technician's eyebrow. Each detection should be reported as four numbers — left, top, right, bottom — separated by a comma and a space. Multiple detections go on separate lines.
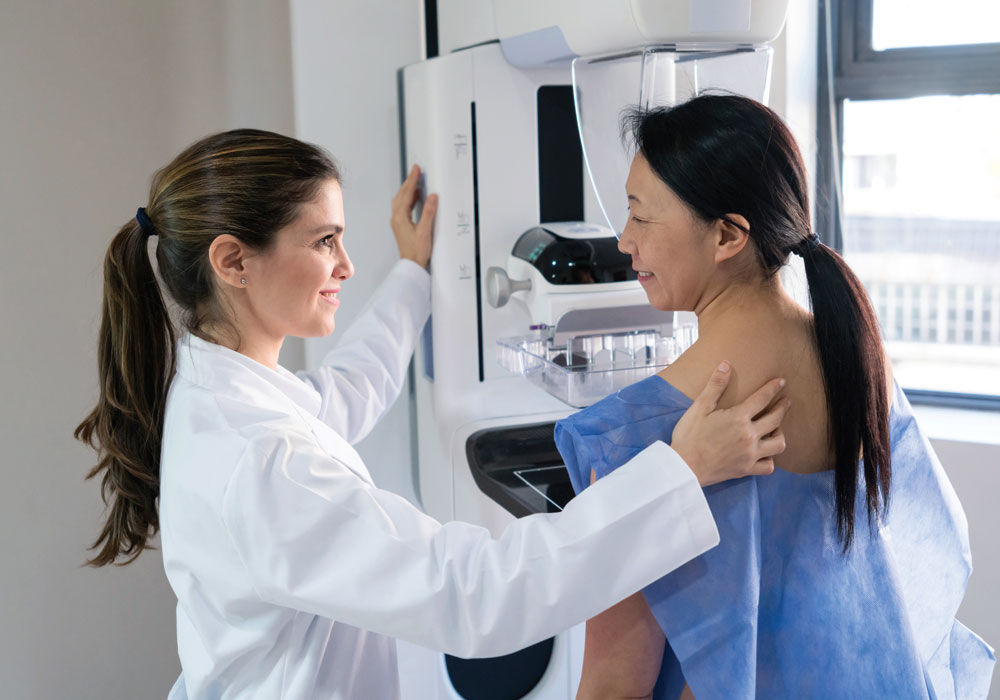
309, 224, 344, 235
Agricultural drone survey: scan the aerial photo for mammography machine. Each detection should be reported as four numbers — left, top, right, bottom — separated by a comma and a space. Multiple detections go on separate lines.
398, 1, 788, 697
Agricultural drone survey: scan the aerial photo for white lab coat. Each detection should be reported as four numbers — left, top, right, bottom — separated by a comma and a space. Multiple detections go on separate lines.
160, 259, 719, 700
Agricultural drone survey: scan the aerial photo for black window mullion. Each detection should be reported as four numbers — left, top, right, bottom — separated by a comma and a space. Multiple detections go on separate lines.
853, 0, 874, 59
817, 0, 845, 252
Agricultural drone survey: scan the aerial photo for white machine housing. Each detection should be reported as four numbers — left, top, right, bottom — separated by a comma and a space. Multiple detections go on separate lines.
436, 0, 788, 59
404, 42, 580, 532
398, 1, 788, 697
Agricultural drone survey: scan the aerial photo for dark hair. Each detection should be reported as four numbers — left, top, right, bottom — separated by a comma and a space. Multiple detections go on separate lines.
75, 129, 340, 566
625, 95, 890, 549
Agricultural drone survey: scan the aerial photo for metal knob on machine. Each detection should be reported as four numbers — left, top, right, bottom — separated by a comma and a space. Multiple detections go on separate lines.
486, 266, 531, 308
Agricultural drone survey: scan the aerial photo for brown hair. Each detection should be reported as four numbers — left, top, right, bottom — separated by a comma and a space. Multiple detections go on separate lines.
626, 95, 890, 550
75, 129, 340, 566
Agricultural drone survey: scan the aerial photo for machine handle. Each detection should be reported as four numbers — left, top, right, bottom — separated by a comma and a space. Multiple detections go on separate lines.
486, 266, 531, 307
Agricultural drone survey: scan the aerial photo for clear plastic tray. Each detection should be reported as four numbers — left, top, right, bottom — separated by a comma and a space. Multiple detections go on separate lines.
497, 325, 697, 407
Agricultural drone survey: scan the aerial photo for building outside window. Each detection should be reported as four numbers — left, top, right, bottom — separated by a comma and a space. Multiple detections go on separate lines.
818, 0, 1000, 406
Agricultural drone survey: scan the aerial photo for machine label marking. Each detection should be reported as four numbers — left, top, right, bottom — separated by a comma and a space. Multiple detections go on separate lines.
456, 210, 471, 236
453, 134, 469, 159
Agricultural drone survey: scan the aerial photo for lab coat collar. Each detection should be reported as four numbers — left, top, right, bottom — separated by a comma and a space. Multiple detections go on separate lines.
176, 334, 323, 418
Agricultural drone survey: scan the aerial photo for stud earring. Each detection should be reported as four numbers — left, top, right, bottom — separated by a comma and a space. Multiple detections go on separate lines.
240, 277, 247, 285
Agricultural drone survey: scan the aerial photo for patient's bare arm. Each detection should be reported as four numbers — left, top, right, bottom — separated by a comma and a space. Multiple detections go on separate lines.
575, 591, 665, 700
576, 469, 665, 700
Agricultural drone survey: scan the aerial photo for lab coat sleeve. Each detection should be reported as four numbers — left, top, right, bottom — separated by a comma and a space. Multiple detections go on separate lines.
295, 258, 430, 444
221, 430, 719, 659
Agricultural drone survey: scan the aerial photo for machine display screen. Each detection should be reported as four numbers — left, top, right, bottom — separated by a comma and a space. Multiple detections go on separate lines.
512, 227, 638, 285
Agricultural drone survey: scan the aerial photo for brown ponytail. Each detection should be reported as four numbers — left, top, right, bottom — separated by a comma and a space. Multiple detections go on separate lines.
76, 129, 340, 565
75, 219, 175, 566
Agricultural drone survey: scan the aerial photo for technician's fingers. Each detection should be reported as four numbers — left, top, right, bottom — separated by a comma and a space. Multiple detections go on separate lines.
402, 164, 420, 193
752, 397, 792, 438
390, 165, 435, 266
391, 165, 421, 219
748, 457, 776, 476
417, 193, 439, 238
690, 362, 733, 414
738, 377, 787, 420
756, 430, 787, 461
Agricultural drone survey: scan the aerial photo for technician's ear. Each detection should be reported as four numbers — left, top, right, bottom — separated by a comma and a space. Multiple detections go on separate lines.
713, 214, 751, 263
208, 234, 250, 289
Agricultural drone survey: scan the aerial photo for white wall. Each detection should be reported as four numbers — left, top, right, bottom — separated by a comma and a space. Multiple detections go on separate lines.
0, 1, 295, 697
935, 437, 1000, 697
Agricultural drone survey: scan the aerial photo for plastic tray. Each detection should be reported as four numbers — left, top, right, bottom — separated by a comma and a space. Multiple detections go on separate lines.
497, 325, 696, 407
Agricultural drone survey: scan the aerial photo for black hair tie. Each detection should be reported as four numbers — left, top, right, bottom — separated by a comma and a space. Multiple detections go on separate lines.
792, 232, 821, 256
136, 207, 157, 238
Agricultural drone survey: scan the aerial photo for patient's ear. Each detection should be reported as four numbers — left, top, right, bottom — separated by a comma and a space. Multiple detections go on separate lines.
712, 214, 751, 264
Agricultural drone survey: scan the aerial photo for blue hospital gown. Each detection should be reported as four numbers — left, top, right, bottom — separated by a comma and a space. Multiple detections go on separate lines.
554, 375, 995, 699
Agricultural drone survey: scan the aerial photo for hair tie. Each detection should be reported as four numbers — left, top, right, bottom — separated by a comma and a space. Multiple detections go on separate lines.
792, 232, 821, 256
136, 207, 156, 238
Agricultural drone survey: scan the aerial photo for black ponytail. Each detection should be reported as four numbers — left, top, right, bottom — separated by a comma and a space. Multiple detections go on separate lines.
626, 95, 891, 549
800, 244, 890, 548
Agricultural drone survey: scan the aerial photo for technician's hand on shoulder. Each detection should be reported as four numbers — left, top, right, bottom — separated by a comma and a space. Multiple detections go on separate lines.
671, 362, 791, 487
391, 164, 437, 268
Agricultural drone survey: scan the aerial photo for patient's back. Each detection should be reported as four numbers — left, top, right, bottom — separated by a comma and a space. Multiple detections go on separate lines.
660, 296, 859, 474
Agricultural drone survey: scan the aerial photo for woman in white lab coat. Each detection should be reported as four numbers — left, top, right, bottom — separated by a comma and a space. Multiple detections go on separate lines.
75, 129, 790, 700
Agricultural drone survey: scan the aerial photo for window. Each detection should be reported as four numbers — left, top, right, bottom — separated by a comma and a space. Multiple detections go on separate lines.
872, 0, 1000, 51
818, 0, 1000, 408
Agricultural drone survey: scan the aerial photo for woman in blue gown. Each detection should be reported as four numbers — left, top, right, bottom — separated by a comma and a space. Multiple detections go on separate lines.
557, 95, 995, 700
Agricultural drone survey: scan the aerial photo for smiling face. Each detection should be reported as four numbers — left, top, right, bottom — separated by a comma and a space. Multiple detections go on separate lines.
619, 153, 719, 312
241, 179, 354, 343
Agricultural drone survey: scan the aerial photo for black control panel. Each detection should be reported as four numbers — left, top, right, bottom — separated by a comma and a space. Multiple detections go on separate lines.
511, 226, 637, 286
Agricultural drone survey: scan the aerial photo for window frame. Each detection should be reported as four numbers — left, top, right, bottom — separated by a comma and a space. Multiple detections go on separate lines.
816, 0, 1000, 410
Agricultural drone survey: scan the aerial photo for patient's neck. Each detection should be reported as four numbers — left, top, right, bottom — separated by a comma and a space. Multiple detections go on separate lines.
694, 275, 801, 341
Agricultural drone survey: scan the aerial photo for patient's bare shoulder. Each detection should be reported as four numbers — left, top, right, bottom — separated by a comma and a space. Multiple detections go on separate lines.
658, 312, 824, 473
657, 335, 766, 411
657, 341, 723, 403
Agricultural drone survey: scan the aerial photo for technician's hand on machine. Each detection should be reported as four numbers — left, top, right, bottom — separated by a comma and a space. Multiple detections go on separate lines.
671, 362, 790, 487
391, 164, 438, 268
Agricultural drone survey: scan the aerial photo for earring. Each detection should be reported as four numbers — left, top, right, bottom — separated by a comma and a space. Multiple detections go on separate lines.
240, 277, 247, 285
